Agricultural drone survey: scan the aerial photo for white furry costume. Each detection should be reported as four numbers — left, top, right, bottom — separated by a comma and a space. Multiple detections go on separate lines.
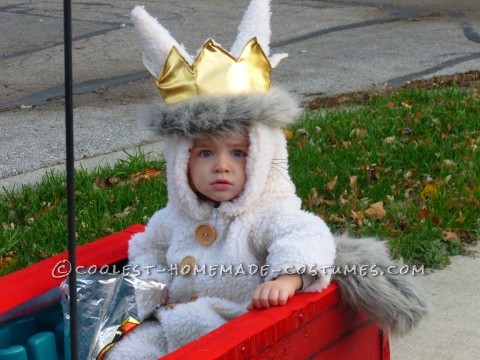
106, 1, 429, 358
107, 116, 336, 360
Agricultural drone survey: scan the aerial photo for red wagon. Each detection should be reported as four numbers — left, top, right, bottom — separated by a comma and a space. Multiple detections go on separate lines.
0, 225, 390, 359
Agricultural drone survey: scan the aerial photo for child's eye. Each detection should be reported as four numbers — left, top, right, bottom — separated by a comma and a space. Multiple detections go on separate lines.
232, 149, 247, 157
199, 150, 213, 157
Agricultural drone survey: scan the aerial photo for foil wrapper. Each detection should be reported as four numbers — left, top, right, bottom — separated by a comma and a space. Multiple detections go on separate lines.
61, 274, 166, 360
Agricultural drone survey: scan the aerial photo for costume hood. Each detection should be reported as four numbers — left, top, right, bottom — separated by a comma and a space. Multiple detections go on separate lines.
163, 118, 299, 220
131, 1, 302, 218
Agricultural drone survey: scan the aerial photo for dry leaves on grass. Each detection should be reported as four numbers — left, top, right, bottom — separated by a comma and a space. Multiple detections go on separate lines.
421, 182, 440, 200
283, 129, 294, 140
443, 230, 460, 242
39, 196, 58, 216
350, 128, 368, 138
95, 167, 162, 189
130, 168, 161, 183
113, 206, 133, 219
364, 201, 386, 220
443, 229, 475, 243
95, 176, 120, 189
325, 176, 338, 193
305, 188, 336, 208
0, 250, 16, 272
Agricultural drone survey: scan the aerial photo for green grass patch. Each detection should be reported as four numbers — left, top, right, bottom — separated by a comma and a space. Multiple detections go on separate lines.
1, 85, 479, 275
288, 85, 479, 268
0, 150, 168, 275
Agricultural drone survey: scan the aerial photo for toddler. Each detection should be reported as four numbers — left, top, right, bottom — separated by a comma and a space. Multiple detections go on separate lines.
105, 1, 429, 358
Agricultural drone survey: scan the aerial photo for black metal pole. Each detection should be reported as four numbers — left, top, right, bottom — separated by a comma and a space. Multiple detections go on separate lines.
63, 0, 78, 359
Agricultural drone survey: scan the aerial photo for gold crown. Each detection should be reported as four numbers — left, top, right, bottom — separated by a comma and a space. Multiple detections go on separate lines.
152, 37, 272, 104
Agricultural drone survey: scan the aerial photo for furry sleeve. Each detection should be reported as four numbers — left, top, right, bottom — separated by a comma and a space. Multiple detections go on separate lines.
254, 197, 336, 292
128, 207, 173, 286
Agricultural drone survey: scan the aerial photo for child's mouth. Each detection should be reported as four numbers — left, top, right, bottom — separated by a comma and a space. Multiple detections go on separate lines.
212, 179, 232, 190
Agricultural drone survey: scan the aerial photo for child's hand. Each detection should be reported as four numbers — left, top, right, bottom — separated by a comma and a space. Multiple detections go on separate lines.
247, 274, 302, 310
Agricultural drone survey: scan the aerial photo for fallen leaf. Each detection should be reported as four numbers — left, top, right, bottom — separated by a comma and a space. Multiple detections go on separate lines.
130, 168, 161, 183
341, 141, 351, 149
305, 188, 336, 207
325, 176, 338, 193
74, 44, 85, 50
415, 205, 429, 220
421, 182, 439, 200
364, 202, 386, 220
402, 99, 414, 108
349, 176, 358, 189
0, 255, 15, 271
443, 230, 459, 242
283, 129, 294, 140
329, 213, 347, 224
2, 222, 15, 230
384, 136, 396, 143
39, 195, 58, 216
296, 138, 307, 149
350, 128, 368, 138
385, 101, 395, 108
366, 164, 380, 183
350, 210, 365, 227
95, 176, 120, 189
113, 206, 133, 219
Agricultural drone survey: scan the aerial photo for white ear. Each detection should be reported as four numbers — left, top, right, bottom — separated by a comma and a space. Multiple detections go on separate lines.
230, 0, 271, 58
269, 53, 288, 68
131, 6, 193, 77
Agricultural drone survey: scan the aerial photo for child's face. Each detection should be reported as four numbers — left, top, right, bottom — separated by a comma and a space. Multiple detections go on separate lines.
188, 133, 249, 202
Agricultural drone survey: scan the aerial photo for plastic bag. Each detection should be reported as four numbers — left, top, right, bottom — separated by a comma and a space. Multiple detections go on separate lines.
61, 273, 166, 360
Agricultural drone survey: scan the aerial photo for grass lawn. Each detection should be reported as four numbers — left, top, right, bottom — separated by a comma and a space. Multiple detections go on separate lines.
1, 83, 479, 275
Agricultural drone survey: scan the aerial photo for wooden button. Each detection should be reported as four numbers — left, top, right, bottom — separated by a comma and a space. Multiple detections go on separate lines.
179, 255, 195, 276
195, 224, 217, 246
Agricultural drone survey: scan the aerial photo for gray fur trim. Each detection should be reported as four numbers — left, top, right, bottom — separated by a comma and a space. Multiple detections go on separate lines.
333, 235, 430, 336
147, 87, 301, 137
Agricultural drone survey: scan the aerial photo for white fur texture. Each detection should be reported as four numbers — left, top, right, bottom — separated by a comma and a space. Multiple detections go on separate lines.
119, 122, 337, 358
131, 6, 193, 77
231, 0, 271, 57
229, 0, 287, 68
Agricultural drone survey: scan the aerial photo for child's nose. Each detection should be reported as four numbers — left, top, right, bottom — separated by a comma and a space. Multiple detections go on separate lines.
214, 153, 230, 173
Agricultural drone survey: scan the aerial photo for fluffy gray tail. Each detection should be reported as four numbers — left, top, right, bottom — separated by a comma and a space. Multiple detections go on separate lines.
333, 235, 430, 336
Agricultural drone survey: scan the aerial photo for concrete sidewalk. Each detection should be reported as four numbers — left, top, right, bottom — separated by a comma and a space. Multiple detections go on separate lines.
1, 1, 479, 359
391, 243, 480, 360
